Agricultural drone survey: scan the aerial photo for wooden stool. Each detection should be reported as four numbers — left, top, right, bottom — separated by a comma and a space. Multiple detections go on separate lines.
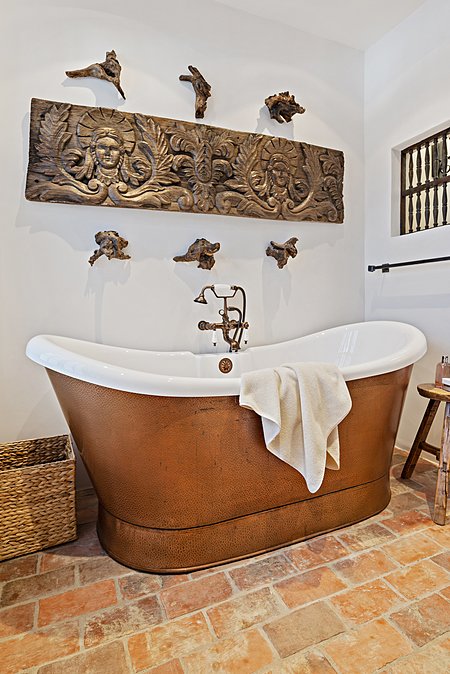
401, 383, 449, 525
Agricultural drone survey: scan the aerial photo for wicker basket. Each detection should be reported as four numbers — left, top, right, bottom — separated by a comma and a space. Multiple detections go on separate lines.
0, 435, 77, 561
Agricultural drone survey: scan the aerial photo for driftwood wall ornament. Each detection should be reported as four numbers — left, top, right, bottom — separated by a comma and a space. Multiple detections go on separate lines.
265, 92, 305, 123
66, 50, 125, 99
26, 98, 344, 223
266, 237, 299, 268
179, 65, 211, 118
173, 238, 220, 270
88, 230, 130, 266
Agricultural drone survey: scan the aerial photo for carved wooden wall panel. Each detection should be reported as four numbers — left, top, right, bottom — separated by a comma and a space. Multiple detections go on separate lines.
26, 98, 344, 223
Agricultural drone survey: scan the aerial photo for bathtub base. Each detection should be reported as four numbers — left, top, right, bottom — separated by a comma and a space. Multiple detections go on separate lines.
97, 475, 390, 573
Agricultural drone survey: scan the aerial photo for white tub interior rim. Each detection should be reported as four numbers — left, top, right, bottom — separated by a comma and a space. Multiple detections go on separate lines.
26, 321, 427, 397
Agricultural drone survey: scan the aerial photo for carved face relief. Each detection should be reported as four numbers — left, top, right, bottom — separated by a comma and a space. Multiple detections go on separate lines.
26, 99, 344, 222
269, 161, 290, 187
93, 133, 122, 170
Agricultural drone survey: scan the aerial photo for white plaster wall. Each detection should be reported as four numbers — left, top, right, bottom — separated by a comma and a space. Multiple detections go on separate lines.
365, 0, 450, 450
1, 0, 364, 485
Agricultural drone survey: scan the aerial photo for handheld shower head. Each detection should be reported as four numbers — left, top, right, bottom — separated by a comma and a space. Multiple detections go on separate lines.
193, 289, 208, 304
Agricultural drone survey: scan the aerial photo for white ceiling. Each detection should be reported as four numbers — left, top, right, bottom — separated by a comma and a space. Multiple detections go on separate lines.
216, 0, 428, 50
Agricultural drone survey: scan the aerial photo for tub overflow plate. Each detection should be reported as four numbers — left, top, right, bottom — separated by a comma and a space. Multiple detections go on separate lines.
219, 358, 233, 374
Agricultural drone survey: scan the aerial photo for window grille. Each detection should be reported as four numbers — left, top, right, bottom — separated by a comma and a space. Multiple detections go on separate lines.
400, 128, 450, 234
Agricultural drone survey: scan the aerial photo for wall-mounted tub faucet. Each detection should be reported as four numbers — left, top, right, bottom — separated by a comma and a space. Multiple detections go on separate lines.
194, 284, 249, 352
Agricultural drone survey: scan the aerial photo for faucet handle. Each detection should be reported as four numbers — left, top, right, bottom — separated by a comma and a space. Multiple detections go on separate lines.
212, 329, 217, 346
243, 324, 249, 345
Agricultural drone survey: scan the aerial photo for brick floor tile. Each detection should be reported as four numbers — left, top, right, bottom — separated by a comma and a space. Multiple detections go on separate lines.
0, 601, 35, 637
0, 565, 75, 607
408, 457, 439, 472
388, 492, 428, 513
287, 535, 348, 572
385, 559, 449, 600
38, 579, 117, 626
337, 523, 396, 551
37, 639, 129, 673
78, 556, 129, 584
275, 566, 346, 608
264, 601, 344, 657
229, 555, 296, 591
39, 537, 105, 573
146, 661, 184, 674
190, 557, 247, 578
330, 579, 401, 624
440, 585, 450, 600
119, 572, 162, 599
391, 449, 408, 466
207, 587, 281, 638
389, 477, 415, 497
383, 633, 450, 673
413, 457, 437, 472
182, 628, 273, 673
127, 613, 213, 670
321, 618, 412, 674
0, 554, 38, 582
160, 574, 190, 588
432, 550, 450, 571
401, 475, 436, 501
39, 552, 75, 573
390, 592, 450, 646
84, 595, 164, 647
425, 525, 450, 547
383, 532, 443, 565
332, 548, 397, 584
1, 621, 79, 674
269, 650, 337, 673
161, 572, 232, 619
367, 507, 394, 522
391, 460, 436, 478
382, 510, 434, 535
40, 523, 104, 571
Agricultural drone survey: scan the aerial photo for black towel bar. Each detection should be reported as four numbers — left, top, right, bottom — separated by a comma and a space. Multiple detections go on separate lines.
367, 255, 450, 273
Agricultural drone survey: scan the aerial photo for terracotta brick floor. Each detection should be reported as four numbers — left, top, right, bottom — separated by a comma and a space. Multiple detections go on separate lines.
1, 449, 449, 673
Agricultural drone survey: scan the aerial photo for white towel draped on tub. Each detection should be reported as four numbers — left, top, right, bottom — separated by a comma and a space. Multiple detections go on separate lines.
239, 362, 352, 493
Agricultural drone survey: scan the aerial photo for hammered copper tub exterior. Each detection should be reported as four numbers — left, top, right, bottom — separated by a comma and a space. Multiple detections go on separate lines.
47, 366, 412, 572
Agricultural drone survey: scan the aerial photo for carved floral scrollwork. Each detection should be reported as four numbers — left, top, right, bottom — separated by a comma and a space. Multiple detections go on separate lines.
169, 125, 235, 212
108, 115, 193, 211
26, 99, 344, 223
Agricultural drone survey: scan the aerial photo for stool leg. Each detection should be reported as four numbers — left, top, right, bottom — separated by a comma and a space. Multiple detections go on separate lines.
434, 401, 450, 525
401, 399, 440, 479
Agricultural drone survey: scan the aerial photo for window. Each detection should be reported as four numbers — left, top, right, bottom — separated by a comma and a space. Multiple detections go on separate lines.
400, 128, 450, 234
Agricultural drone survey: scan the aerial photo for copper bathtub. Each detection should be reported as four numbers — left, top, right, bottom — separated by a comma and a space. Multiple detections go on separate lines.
26, 321, 426, 572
